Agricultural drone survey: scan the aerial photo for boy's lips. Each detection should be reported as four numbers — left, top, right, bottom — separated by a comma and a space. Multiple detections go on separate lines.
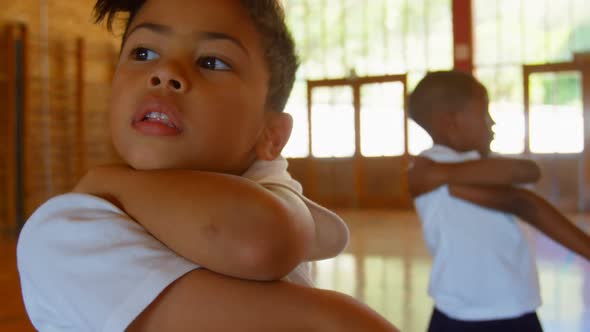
132, 97, 184, 136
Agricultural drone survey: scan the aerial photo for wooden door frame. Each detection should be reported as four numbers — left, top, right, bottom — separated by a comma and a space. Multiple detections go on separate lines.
4, 24, 28, 234
523, 58, 590, 210
306, 74, 408, 207
523, 61, 587, 153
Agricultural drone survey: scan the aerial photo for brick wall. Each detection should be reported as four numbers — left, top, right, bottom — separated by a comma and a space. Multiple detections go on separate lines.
1, 1, 121, 235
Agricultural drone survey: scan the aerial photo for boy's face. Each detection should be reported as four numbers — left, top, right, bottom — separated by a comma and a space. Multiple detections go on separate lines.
110, 0, 275, 174
454, 94, 495, 156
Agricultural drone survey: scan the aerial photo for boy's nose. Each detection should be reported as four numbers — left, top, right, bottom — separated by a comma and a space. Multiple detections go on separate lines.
148, 64, 190, 93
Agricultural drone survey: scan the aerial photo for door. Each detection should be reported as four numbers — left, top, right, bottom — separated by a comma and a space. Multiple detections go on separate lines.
523, 56, 590, 211
304, 74, 411, 208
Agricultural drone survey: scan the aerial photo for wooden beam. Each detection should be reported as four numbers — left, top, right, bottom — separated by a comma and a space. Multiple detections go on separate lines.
4, 25, 17, 234
353, 81, 361, 208
452, 0, 473, 73
4, 23, 28, 234
305, 81, 316, 200
76, 38, 86, 179
15, 23, 28, 231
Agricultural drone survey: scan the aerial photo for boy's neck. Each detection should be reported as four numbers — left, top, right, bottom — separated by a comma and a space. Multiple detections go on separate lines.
431, 141, 489, 158
431, 136, 457, 151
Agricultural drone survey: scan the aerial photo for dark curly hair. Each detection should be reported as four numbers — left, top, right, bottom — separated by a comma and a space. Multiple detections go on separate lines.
409, 71, 487, 133
93, 0, 299, 113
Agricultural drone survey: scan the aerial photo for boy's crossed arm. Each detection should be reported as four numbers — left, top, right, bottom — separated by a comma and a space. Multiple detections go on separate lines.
450, 184, 590, 262
74, 165, 316, 281
407, 155, 541, 197
71, 167, 401, 332
126, 268, 398, 332
408, 157, 590, 262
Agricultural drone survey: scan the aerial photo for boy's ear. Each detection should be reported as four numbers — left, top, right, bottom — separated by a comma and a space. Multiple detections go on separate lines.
430, 111, 452, 134
255, 112, 293, 161
429, 111, 459, 144
446, 111, 467, 145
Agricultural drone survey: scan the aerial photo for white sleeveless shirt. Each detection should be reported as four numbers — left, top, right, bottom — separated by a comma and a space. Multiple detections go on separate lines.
414, 145, 541, 320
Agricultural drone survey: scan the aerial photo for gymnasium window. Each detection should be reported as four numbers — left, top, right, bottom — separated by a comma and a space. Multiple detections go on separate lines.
310, 87, 356, 158
360, 82, 405, 157
473, 0, 590, 154
282, 0, 452, 158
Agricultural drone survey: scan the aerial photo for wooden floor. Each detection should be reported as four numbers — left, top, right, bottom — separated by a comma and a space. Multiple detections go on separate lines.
2, 210, 590, 331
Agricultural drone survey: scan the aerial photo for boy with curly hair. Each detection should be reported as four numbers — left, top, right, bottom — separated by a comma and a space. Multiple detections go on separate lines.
17, 1, 398, 331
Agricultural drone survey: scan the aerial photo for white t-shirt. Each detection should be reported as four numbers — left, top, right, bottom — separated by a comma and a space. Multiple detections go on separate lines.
17, 157, 349, 332
414, 145, 541, 321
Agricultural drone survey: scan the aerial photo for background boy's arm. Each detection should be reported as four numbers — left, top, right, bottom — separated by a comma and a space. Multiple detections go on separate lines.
407, 156, 541, 197
73, 166, 315, 281
449, 184, 590, 261
127, 268, 399, 332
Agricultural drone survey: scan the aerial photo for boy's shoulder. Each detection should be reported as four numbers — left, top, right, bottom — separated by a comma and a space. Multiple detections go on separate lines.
31, 193, 123, 215
17, 192, 199, 332
420, 145, 480, 163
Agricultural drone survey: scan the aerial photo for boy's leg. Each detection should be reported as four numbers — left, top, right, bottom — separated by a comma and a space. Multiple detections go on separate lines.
516, 312, 544, 332
427, 308, 543, 332
127, 268, 399, 332
427, 307, 449, 332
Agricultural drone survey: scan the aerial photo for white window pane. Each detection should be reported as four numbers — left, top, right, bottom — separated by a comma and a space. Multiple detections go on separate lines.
428, 0, 453, 70
489, 102, 525, 154
529, 72, 584, 154
475, 67, 525, 155
345, 0, 367, 76
530, 105, 584, 154
385, 0, 408, 73
473, 0, 498, 66
408, 120, 433, 156
360, 109, 405, 157
365, 0, 387, 76
522, 0, 548, 64
282, 82, 309, 158
498, 0, 522, 64
283, 106, 309, 158
545, 0, 573, 63
311, 87, 355, 158
360, 83, 405, 157
406, 0, 427, 70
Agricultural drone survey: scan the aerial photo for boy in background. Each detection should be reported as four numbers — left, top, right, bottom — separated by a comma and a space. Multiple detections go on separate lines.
17, 0, 399, 331
407, 70, 590, 332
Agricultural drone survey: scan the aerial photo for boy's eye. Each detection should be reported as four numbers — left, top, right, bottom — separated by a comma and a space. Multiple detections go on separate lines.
131, 47, 160, 61
197, 56, 231, 71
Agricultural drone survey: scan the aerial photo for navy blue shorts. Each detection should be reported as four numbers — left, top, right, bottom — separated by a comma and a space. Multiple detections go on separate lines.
428, 308, 543, 332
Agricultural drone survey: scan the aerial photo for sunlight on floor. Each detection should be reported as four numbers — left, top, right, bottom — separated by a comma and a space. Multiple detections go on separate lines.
312, 211, 590, 332
2, 211, 590, 332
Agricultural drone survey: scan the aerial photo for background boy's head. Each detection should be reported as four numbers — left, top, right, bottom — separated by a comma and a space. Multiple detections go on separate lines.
409, 70, 495, 156
94, 0, 299, 174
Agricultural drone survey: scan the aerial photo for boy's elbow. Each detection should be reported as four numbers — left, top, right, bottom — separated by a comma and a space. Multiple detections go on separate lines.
237, 203, 307, 280
517, 160, 541, 183
507, 188, 538, 221
240, 239, 304, 281
527, 161, 542, 182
